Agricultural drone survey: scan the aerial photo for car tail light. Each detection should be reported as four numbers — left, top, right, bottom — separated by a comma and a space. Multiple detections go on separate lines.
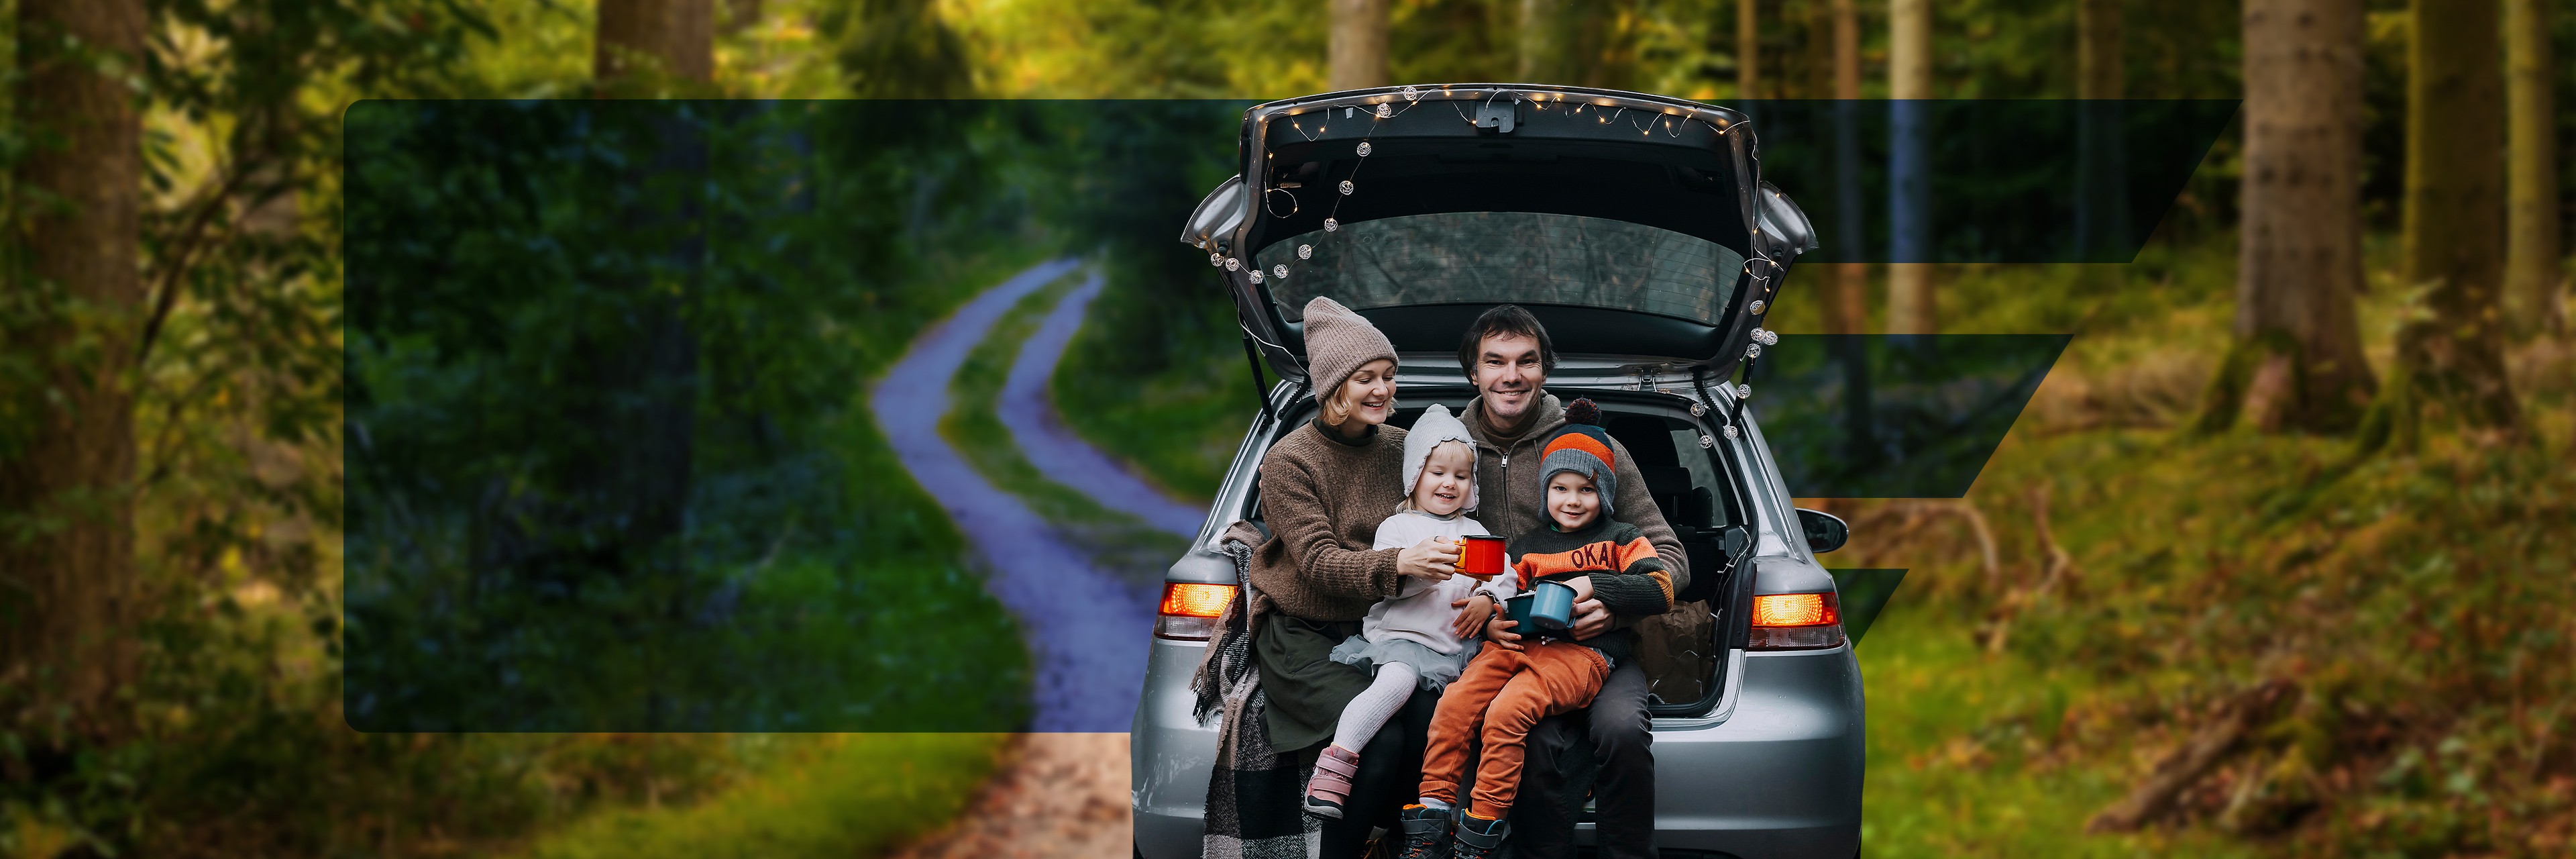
1156, 583, 1238, 641
1748, 591, 1845, 650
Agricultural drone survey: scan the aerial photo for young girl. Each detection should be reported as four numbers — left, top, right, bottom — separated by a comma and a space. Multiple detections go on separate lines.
1302, 404, 1517, 819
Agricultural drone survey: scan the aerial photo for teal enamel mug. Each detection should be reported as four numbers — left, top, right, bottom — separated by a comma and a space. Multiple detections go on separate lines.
1504, 593, 1535, 634
1527, 580, 1578, 637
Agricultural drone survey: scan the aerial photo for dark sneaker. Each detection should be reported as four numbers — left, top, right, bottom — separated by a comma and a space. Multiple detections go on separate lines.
1450, 812, 1509, 859
1397, 804, 1452, 859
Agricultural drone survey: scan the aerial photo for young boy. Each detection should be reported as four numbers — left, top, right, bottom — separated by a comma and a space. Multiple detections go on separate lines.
1397, 399, 1676, 859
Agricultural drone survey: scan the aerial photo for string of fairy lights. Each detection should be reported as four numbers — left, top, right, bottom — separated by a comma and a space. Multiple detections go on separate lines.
1200, 85, 1792, 446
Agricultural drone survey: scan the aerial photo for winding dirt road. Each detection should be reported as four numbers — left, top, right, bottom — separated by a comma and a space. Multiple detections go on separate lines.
870, 258, 1159, 733
999, 270, 1209, 540
875, 260, 1218, 858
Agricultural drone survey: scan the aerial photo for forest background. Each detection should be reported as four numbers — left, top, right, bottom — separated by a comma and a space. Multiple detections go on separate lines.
1, 0, 2572, 857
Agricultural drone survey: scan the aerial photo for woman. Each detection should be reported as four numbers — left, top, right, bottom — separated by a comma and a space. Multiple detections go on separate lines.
1207, 296, 1462, 858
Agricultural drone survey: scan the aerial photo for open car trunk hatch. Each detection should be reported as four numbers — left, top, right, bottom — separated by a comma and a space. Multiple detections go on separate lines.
1182, 84, 1817, 384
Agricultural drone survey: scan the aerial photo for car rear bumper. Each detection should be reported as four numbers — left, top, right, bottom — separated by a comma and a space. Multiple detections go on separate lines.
1132, 638, 1864, 859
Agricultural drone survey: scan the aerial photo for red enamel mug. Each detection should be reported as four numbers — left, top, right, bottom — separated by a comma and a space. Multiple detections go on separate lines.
1458, 535, 1507, 578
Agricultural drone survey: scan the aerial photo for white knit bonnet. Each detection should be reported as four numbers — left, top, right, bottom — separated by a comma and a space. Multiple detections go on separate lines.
1401, 404, 1480, 511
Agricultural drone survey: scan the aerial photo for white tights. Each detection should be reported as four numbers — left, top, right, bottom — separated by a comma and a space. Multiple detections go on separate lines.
1330, 661, 1421, 754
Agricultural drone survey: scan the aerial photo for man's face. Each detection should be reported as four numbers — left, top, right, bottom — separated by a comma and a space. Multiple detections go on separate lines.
1472, 332, 1546, 425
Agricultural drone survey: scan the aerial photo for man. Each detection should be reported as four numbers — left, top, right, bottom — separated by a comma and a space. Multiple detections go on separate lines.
1455, 304, 1686, 859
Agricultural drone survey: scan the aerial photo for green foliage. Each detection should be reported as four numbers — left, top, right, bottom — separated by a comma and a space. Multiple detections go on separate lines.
1857, 603, 2259, 858
340, 100, 1033, 731
513, 734, 1006, 859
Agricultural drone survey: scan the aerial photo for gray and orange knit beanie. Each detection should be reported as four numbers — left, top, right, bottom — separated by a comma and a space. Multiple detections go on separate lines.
1539, 398, 1617, 515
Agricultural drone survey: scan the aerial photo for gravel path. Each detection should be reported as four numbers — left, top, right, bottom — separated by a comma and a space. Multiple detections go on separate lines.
999, 270, 1209, 541
869, 258, 1155, 734
873, 259, 1222, 856
888, 734, 1133, 859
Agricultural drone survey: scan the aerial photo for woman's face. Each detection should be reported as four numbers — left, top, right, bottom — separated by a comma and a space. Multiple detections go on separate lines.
1338, 358, 1397, 427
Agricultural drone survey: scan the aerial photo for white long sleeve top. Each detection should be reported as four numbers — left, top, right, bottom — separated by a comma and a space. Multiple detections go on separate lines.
1362, 509, 1519, 654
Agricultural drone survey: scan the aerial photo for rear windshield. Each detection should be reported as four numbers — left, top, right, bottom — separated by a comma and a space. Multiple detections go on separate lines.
1258, 211, 1745, 325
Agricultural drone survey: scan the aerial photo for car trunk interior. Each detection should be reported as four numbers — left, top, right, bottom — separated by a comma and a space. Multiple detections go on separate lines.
1237, 387, 1749, 717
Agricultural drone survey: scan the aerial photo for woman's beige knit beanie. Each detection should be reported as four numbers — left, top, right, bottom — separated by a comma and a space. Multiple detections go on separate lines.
1301, 296, 1398, 392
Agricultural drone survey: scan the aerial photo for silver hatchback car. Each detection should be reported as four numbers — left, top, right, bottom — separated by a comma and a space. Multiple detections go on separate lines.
1132, 85, 1863, 859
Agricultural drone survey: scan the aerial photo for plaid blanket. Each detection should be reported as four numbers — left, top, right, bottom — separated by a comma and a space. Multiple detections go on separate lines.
1194, 537, 1320, 859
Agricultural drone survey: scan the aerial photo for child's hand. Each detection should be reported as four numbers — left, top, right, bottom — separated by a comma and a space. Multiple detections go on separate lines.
1484, 615, 1525, 651
1564, 574, 1595, 602
1449, 595, 1496, 639
1397, 536, 1460, 580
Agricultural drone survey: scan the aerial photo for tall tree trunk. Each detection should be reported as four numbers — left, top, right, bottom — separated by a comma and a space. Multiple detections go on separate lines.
1801, 0, 1836, 99
2200, 0, 2374, 434
592, 0, 712, 730
2075, 0, 2121, 99
1329, 0, 1389, 91
1736, 0, 1760, 99
1518, 0, 1569, 83
1885, 0, 1934, 334
2073, 0, 2128, 266
1, 0, 146, 732
2367, 0, 2517, 448
596, 0, 715, 86
2503, 0, 2561, 339
596, 0, 708, 556
1825, 0, 1866, 334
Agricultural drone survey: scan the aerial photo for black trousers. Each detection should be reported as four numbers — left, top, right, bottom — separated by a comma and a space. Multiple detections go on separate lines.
1507, 660, 1656, 859
1320, 687, 1442, 858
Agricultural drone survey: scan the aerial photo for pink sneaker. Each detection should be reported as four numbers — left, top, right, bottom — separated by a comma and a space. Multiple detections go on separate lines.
1302, 744, 1362, 819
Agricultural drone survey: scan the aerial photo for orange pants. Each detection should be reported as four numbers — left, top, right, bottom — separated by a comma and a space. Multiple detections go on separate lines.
1417, 640, 1611, 821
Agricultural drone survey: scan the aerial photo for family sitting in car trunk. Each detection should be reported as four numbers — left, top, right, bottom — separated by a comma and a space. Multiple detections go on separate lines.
1203, 297, 1690, 859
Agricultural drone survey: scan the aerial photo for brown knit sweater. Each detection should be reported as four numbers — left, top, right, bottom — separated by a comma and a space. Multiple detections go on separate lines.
1232, 419, 1411, 621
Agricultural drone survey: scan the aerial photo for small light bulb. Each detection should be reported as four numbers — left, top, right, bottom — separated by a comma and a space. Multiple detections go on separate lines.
1355, 141, 1373, 157
1297, 244, 1313, 259
1722, 425, 1740, 440
1699, 434, 1718, 448
1338, 180, 1355, 195
1401, 85, 1420, 102
1210, 252, 1223, 267
1225, 257, 1240, 271
1324, 217, 1339, 232
1272, 264, 1289, 279
1375, 103, 1392, 118
1745, 343, 1762, 360
1248, 269, 1264, 284
1735, 383, 1752, 399
1749, 299, 1766, 314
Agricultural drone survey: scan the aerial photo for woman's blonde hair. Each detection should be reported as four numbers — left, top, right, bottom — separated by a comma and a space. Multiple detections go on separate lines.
1318, 385, 1362, 427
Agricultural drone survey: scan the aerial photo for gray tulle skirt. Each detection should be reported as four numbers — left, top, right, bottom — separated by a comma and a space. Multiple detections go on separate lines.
1328, 634, 1476, 692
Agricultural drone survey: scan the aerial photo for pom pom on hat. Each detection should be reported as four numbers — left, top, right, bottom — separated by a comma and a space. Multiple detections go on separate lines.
1564, 397, 1603, 428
